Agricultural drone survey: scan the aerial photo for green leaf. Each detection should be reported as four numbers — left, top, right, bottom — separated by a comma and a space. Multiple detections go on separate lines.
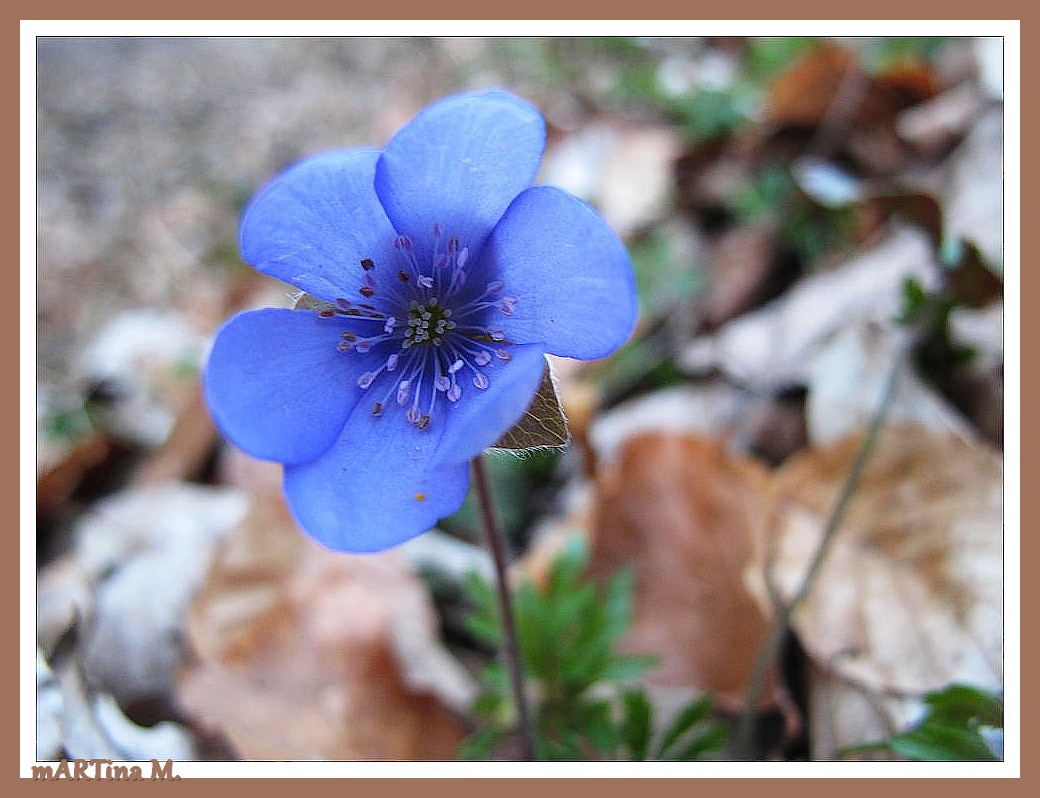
472, 691, 507, 719
671, 724, 727, 761
889, 723, 999, 762
923, 684, 1003, 729
601, 655, 658, 683
464, 613, 502, 646
458, 727, 503, 760
578, 700, 621, 753
492, 362, 570, 450
547, 536, 589, 597
603, 568, 635, 641
655, 694, 713, 759
621, 690, 654, 761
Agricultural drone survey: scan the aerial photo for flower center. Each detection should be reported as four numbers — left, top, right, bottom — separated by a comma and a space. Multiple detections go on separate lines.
403, 300, 455, 348
318, 224, 518, 431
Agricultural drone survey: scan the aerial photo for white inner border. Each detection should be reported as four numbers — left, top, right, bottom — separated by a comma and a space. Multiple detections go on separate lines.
22, 20, 1021, 779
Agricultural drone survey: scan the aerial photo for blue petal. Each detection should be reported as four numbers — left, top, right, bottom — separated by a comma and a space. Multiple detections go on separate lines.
434, 343, 548, 467
283, 401, 471, 552
240, 149, 400, 302
477, 186, 638, 360
375, 91, 545, 264
204, 308, 372, 465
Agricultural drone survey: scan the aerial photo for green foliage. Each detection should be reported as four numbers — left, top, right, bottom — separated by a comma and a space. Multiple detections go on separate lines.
843, 684, 1003, 761
734, 164, 856, 268
863, 37, 950, 71
745, 37, 819, 81
460, 538, 727, 761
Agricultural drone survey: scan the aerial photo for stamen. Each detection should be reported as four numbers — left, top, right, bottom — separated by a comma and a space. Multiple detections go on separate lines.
473, 373, 489, 390
361, 258, 375, 271
360, 286, 375, 298
372, 402, 383, 416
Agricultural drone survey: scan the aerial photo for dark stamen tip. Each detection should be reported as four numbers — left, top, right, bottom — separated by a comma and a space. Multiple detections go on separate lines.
361, 258, 375, 270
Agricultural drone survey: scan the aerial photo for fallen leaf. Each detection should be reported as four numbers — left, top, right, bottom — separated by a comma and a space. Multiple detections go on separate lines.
680, 225, 938, 389
943, 109, 1003, 267
588, 432, 779, 710
704, 220, 779, 328
177, 498, 469, 760
805, 322, 977, 447
763, 42, 861, 131
750, 424, 1002, 701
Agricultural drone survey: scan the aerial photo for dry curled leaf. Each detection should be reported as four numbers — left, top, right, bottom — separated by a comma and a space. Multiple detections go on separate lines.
492, 362, 569, 450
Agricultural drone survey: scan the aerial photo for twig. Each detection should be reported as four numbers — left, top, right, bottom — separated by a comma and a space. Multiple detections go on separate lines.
734, 342, 908, 759
472, 455, 538, 760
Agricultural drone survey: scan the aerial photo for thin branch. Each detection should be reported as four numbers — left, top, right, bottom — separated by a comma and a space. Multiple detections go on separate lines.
734, 342, 908, 759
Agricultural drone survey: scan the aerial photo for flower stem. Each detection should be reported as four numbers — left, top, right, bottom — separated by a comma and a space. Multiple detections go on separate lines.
471, 455, 537, 760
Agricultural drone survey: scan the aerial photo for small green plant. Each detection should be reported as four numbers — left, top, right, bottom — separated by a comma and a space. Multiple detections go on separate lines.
460, 538, 727, 761
843, 684, 1003, 761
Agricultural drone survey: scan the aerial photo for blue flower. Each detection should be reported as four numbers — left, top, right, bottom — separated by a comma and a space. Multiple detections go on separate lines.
204, 91, 637, 552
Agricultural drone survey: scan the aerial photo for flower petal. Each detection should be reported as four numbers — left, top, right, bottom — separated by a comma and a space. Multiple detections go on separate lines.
240, 149, 400, 303
433, 343, 548, 467
204, 308, 371, 465
283, 403, 471, 552
477, 186, 638, 360
375, 91, 545, 263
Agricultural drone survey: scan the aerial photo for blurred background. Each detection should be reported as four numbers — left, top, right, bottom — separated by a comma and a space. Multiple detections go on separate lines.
36, 37, 1005, 763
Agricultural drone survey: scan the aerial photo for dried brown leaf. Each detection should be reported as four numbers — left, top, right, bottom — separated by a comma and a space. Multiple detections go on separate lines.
493, 362, 569, 450
178, 498, 466, 760
589, 432, 779, 710
751, 424, 1003, 699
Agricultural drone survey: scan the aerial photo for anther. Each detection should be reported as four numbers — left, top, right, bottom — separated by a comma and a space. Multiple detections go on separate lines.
399, 270, 410, 283
417, 414, 431, 430
473, 373, 489, 390
372, 402, 383, 416
360, 286, 375, 298
361, 258, 375, 270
